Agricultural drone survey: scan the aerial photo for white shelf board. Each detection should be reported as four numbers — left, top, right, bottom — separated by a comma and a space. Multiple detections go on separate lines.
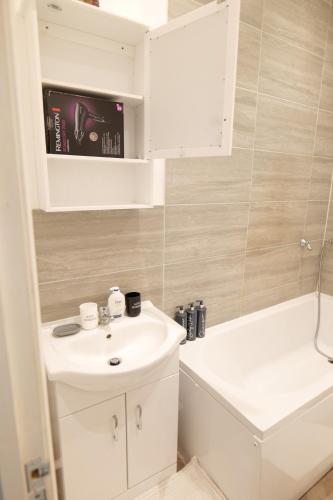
42, 79, 143, 107
47, 155, 149, 164
36, 0, 149, 46
45, 204, 153, 212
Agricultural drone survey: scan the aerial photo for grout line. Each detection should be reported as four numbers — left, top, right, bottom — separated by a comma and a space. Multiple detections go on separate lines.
39, 264, 164, 286
161, 162, 167, 311
165, 200, 329, 207
234, 145, 333, 160
260, 28, 327, 62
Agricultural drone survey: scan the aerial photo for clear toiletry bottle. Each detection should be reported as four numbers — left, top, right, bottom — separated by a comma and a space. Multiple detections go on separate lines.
196, 299, 207, 338
186, 303, 197, 341
108, 286, 125, 322
175, 305, 187, 344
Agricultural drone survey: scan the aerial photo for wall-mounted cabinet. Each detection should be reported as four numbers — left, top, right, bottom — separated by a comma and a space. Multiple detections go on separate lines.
14, 0, 240, 211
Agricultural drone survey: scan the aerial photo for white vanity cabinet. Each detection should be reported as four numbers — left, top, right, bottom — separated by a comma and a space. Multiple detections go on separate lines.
52, 358, 180, 500
11, 0, 240, 212
59, 395, 127, 500
126, 374, 179, 487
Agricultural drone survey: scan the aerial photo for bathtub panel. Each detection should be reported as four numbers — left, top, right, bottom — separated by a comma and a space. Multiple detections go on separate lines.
260, 391, 333, 500
179, 369, 261, 500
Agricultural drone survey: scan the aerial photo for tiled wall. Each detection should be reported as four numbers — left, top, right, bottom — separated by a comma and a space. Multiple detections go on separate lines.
33, 0, 333, 325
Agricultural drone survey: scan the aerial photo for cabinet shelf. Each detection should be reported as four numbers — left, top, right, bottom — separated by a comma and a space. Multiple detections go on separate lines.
37, 0, 149, 45
42, 79, 144, 108
47, 154, 148, 165
45, 204, 153, 212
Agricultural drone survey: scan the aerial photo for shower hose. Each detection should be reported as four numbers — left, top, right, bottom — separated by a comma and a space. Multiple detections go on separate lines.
314, 239, 333, 362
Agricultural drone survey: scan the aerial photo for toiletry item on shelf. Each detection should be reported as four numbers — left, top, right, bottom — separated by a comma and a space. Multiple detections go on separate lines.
108, 286, 125, 321
43, 89, 124, 157
125, 292, 141, 317
79, 302, 98, 330
53, 323, 81, 337
81, 0, 99, 6
186, 303, 197, 341
175, 305, 187, 344
196, 300, 207, 338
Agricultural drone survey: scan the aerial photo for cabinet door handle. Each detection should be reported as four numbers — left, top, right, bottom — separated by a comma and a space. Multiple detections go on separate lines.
111, 414, 119, 441
136, 404, 142, 430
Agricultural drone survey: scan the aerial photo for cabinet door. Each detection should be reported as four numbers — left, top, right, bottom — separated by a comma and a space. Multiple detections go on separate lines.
59, 395, 127, 500
127, 374, 179, 487
146, 0, 240, 159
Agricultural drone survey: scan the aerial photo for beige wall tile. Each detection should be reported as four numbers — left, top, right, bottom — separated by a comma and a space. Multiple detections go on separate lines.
309, 157, 333, 200
244, 244, 300, 294
299, 239, 321, 281
39, 266, 163, 322
166, 149, 252, 205
320, 60, 333, 112
242, 282, 298, 315
305, 201, 329, 240
299, 277, 318, 295
325, 204, 333, 239
240, 0, 264, 29
237, 23, 261, 91
315, 110, 333, 157
164, 254, 244, 326
321, 249, 333, 294
255, 95, 317, 155
247, 201, 307, 249
325, 10, 333, 62
251, 151, 312, 201
259, 33, 323, 107
33, 208, 164, 283
233, 88, 257, 148
263, 0, 330, 58
168, 0, 208, 18
165, 203, 249, 263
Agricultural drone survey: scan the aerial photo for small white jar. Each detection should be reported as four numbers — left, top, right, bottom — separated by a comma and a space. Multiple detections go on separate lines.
79, 302, 98, 330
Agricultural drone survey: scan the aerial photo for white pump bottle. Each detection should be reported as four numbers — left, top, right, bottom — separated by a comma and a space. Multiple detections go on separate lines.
108, 286, 125, 321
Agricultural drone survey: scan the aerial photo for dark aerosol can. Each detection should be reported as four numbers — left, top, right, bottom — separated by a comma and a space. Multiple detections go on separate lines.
196, 299, 207, 338
175, 305, 187, 344
186, 303, 197, 341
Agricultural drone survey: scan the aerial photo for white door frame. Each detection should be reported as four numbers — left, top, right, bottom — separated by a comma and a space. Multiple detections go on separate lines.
0, 0, 57, 499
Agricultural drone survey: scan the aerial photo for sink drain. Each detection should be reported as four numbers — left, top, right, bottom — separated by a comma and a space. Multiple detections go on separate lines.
108, 357, 121, 366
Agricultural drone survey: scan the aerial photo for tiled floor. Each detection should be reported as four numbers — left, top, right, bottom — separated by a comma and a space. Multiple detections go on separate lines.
301, 468, 333, 500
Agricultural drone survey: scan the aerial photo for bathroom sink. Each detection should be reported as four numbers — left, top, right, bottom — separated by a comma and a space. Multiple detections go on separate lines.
40, 301, 185, 392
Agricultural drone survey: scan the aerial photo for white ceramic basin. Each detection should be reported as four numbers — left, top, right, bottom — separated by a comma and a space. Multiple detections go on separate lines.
41, 301, 185, 392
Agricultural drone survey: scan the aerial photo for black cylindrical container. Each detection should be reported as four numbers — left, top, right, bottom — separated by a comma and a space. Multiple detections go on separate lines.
196, 299, 207, 338
125, 292, 141, 317
186, 303, 197, 341
175, 305, 187, 344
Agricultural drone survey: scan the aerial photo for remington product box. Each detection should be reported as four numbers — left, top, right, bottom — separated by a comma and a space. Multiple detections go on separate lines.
43, 89, 124, 157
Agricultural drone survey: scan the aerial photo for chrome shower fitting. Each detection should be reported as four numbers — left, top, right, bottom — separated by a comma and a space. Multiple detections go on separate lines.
299, 238, 312, 251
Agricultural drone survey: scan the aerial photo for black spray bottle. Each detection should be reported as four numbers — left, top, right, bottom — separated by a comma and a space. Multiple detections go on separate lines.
175, 305, 187, 344
186, 303, 197, 341
196, 299, 207, 338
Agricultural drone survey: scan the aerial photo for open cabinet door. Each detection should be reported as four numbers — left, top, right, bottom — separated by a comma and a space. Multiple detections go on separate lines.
146, 0, 240, 159
0, 1, 57, 500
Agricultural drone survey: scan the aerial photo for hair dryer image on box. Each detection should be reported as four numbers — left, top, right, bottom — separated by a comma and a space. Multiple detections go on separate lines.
74, 102, 109, 145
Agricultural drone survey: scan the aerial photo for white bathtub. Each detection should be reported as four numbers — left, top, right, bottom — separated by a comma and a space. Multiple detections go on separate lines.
178, 293, 333, 500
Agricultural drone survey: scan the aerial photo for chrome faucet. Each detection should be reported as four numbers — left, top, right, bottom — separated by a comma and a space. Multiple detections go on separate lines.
300, 238, 312, 251
99, 306, 113, 338
99, 306, 112, 326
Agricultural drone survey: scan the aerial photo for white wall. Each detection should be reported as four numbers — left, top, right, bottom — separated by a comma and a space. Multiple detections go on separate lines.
99, 0, 168, 28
